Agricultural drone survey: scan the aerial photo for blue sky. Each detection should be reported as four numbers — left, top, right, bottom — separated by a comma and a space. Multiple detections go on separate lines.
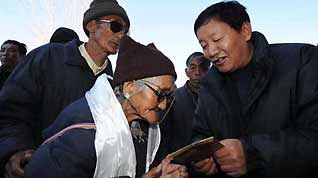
1, 0, 318, 86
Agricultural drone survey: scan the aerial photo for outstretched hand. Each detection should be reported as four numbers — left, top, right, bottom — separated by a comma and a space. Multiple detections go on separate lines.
142, 157, 188, 178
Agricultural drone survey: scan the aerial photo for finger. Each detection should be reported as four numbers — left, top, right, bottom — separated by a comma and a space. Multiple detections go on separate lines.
226, 171, 241, 178
178, 165, 187, 173
205, 161, 217, 175
165, 164, 183, 174
180, 171, 188, 178
193, 158, 210, 168
161, 157, 173, 168
221, 164, 237, 173
146, 166, 161, 177
194, 161, 214, 173
216, 157, 235, 165
214, 148, 230, 159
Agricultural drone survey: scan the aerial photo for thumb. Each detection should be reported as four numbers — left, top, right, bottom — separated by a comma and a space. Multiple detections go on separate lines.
147, 165, 162, 177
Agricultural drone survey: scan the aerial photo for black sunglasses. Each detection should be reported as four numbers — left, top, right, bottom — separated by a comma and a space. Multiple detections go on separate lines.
141, 81, 172, 103
141, 81, 175, 123
98, 19, 127, 34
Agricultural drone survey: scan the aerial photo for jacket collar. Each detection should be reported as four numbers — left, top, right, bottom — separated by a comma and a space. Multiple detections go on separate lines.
63, 39, 87, 67
243, 31, 273, 114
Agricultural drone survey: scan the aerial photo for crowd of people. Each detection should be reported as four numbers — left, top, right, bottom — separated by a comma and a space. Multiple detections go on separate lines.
0, 0, 317, 178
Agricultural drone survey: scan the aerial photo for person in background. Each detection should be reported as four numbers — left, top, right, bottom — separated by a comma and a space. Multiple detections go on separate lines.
0, 40, 27, 89
0, 0, 130, 177
163, 52, 210, 153
49, 27, 80, 44
24, 36, 188, 178
157, 52, 210, 178
192, 1, 318, 178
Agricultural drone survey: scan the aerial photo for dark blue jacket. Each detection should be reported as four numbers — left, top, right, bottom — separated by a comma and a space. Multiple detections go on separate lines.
0, 40, 113, 173
25, 97, 144, 178
192, 32, 318, 177
24, 98, 97, 178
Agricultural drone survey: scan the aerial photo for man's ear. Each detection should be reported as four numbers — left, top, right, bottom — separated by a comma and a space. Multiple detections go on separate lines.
185, 68, 190, 78
240, 22, 252, 42
86, 20, 97, 35
123, 81, 135, 99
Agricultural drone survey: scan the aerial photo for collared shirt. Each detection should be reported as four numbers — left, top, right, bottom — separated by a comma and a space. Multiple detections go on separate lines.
78, 43, 108, 76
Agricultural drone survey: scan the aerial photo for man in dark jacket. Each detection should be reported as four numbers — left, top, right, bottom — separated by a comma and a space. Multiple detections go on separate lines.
192, 1, 318, 178
24, 36, 187, 178
0, 0, 130, 177
162, 52, 210, 153
158, 52, 210, 178
0, 40, 27, 89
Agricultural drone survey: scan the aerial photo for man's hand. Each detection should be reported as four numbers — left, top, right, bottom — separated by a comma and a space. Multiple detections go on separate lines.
215, 139, 247, 177
4, 149, 34, 178
142, 157, 188, 178
192, 157, 217, 175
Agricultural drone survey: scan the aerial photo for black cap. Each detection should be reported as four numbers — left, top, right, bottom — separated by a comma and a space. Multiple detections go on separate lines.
113, 36, 177, 87
50, 27, 79, 44
83, 0, 130, 36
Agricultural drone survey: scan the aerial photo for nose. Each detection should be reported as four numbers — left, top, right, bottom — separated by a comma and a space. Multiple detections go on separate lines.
205, 43, 219, 60
157, 98, 168, 111
193, 67, 200, 76
118, 32, 126, 38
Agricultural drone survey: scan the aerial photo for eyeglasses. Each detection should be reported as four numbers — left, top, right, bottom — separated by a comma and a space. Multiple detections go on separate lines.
139, 80, 172, 103
158, 95, 175, 124
98, 19, 127, 34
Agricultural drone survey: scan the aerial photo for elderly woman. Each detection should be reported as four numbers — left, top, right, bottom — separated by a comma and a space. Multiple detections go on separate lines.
24, 36, 187, 178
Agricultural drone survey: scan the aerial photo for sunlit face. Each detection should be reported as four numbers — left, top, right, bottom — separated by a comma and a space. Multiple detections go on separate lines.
196, 19, 252, 73
126, 75, 175, 125
89, 15, 128, 55
186, 56, 210, 87
0, 43, 21, 68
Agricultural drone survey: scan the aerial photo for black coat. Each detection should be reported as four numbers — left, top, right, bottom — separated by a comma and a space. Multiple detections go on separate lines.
161, 83, 198, 154
192, 32, 318, 178
0, 66, 11, 90
0, 40, 113, 173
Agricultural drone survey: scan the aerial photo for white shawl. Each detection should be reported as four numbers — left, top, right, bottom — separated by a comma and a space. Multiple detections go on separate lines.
85, 74, 161, 178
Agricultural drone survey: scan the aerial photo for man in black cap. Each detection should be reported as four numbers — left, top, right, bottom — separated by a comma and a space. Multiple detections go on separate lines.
0, 0, 130, 177
49, 27, 80, 44
24, 36, 188, 178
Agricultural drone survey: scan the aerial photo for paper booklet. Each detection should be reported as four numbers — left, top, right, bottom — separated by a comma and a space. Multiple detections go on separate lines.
167, 136, 224, 164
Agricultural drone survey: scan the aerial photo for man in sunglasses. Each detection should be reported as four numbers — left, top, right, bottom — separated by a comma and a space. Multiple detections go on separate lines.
0, 0, 130, 177
24, 36, 188, 178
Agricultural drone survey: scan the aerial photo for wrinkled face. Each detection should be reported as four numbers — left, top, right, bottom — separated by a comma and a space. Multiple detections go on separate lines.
125, 75, 175, 125
186, 56, 209, 87
88, 15, 128, 55
196, 19, 252, 73
0, 43, 21, 68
